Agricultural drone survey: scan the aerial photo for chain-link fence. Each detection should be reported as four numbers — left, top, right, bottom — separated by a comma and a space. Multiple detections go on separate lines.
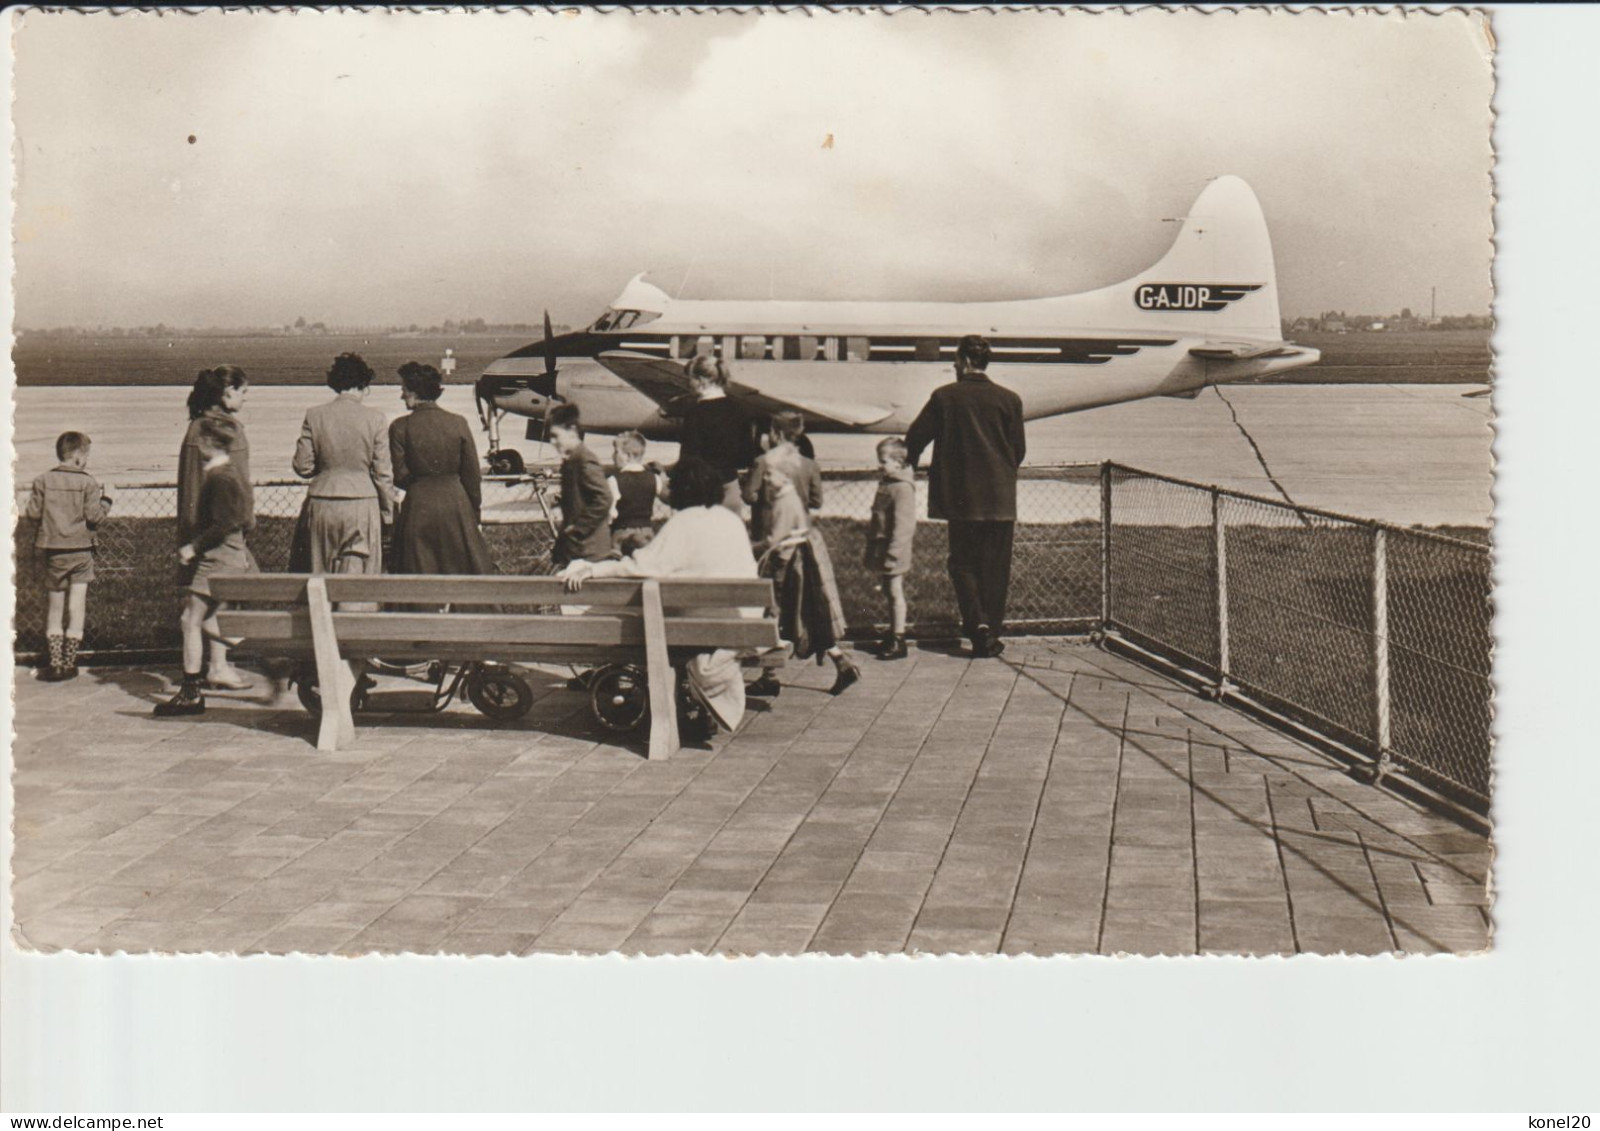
817, 465, 1104, 639
12, 461, 1490, 813
12, 466, 1105, 657
1104, 463, 1492, 814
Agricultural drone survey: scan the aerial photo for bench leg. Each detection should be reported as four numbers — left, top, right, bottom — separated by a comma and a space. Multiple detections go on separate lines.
641, 579, 679, 761
307, 576, 356, 752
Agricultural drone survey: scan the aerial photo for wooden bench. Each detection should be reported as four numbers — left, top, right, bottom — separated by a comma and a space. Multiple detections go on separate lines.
208, 574, 780, 760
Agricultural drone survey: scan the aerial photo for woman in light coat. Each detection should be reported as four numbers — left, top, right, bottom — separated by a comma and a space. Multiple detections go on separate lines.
289, 352, 395, 575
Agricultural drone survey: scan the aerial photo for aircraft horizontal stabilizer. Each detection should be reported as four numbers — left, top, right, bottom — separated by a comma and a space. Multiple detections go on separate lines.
598, 351, 894, 429
1188, 341, 1304, 361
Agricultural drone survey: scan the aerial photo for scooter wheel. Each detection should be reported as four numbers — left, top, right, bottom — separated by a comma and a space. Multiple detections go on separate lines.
588, 663, 650, 733
488, 449, 526, 476
467, 665, 534, 720
294, 662, 368, 715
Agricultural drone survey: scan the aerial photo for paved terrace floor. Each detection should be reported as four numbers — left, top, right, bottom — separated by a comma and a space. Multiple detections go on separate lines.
10, 642, 1491, 957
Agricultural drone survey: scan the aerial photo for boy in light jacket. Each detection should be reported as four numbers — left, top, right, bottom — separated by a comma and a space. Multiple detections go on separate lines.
27, 431, 114, 681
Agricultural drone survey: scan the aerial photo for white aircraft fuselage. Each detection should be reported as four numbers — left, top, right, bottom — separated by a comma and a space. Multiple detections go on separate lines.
475, 176, 1319, 445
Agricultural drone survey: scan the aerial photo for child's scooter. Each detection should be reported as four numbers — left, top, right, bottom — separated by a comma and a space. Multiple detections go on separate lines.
288, 482, 557, 723
292, 658, 534, 721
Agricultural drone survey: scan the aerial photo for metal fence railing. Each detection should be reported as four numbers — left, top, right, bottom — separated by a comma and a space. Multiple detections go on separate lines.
1102, 463, 1493, 815
10, 461, 1491, 814
11, 465, 1105, 660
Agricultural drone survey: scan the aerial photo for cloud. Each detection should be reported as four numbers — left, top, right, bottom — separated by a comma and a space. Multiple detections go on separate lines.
13, 8, 1493, 328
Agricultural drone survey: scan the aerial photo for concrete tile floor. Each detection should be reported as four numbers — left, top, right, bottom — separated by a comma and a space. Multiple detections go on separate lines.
9, 641, 1491, 956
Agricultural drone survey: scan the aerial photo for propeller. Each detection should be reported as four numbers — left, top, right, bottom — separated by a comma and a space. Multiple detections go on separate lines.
527, 309, 561, 400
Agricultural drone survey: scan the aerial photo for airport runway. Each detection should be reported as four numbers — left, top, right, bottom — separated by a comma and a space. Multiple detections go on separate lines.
10, 383, 1493, 528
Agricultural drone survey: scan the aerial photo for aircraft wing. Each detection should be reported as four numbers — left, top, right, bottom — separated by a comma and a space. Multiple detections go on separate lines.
598, 351, 895, 428
595, 351, 698, 409
1188, 341, 1304, 361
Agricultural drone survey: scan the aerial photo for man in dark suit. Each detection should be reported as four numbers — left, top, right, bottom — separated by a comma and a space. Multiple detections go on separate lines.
905, 334, 1027, 658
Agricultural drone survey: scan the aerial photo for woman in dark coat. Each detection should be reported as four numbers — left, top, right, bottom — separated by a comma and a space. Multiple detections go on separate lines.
677, 355, 762, 513
387, 361, 494, 574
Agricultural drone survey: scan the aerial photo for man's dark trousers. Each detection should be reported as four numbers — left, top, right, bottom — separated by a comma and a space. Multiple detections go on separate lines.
947, 519, 1015, 640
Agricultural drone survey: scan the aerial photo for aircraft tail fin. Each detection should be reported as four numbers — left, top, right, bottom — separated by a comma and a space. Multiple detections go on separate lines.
1125, 175, 1282, 340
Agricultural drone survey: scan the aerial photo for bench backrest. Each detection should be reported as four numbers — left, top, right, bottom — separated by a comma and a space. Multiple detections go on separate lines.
208, 574, 772, 611
210, 574, 779, 660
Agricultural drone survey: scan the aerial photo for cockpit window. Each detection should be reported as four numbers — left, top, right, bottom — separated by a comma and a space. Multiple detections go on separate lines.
592, 309, 660, 332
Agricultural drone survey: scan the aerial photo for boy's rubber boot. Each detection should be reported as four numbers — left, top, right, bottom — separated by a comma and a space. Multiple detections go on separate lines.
154, 676, 206, 718
40, 635, 67, 681
829, 656, 861, 696
876, 635, 908, 661
62, 635, 81, 680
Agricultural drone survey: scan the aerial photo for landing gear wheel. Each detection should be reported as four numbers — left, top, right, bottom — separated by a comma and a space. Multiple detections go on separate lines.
588, 663, 650, 734
466, 665, 534, 720
293, 661, 368, 716
488, 449, 526, 476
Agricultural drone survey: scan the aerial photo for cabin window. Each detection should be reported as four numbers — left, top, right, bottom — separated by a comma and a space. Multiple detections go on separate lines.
739, 335, 767, 360
915, 338, 943, 362
613, 310, 639, 330
592, 312, 614, 332
823, 337, 840, 362
690, 334, 716, 358
845, 336, 871, 361
795, 335, 820, 361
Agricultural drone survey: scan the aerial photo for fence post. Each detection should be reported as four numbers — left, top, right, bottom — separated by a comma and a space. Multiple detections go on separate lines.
1371, 526, 1394, 780
1213, 487, 1230, 693
1099, 462, 1113, 634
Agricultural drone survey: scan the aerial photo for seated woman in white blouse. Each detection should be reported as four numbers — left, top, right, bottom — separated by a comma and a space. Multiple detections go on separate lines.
560, 457, 762, 734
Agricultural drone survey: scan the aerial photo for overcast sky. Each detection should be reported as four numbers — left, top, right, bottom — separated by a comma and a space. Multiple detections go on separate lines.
12, 9, 1493, 329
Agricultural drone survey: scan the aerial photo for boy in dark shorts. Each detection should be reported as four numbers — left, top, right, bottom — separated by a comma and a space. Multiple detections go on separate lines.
155, 416, 258, 717
26, 431, 114, 681
607, 430, 662, 557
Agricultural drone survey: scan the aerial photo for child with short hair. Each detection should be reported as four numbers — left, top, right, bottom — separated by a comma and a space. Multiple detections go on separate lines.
864, 437, 917, 660
155, 415, 258, 717
546, 404, 614, 569
607, 430, 663, 557
753, 446, 859, 696
27, 432, 114, 681
744, 411, 823, 545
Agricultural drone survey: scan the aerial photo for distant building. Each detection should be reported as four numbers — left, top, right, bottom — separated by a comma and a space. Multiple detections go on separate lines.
1319, 318, 1347, 333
